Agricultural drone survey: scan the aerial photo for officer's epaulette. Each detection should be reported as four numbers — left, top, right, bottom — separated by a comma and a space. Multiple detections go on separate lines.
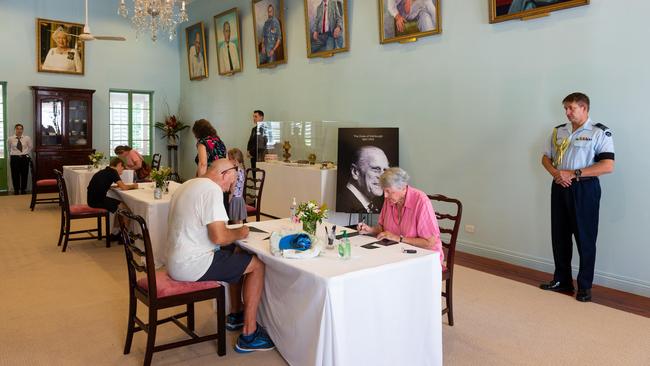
554, 123, 565, 129
594, 123, 610, 131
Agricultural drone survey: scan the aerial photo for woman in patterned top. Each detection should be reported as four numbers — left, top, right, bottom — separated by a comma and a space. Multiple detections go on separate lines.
227, 148, 248, 224
192, 119, 227, 177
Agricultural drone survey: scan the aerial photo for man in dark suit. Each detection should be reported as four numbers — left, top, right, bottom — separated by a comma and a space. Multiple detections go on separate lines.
342, 146, 389, 213
246, 110, 268, 169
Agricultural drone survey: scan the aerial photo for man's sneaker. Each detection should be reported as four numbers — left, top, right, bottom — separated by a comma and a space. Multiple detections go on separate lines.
226, 311, 244, 331
234, 326, 275, 353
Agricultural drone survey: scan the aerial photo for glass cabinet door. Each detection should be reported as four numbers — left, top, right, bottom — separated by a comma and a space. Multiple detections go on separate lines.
67, 99, 89, 147
40, 99, 64, 146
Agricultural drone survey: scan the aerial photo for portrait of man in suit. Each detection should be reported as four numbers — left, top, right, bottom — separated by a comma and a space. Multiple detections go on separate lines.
305, 0, 348, 57
342, 146, 389, 213
336, 128, 399, 214
215, 8, 243, 75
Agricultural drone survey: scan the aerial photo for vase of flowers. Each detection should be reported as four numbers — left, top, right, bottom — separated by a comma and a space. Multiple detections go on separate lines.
150, 167, 172, 199
155, 115, 189, 147
296, 200, 328, 236
88, 151, 105, 169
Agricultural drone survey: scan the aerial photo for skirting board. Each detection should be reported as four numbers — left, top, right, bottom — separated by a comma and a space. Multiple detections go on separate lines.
457, 240, 650, 298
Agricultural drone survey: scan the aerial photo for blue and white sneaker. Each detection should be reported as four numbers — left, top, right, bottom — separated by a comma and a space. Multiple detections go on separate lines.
226, 311, 244, 331
234, 326, 275, 353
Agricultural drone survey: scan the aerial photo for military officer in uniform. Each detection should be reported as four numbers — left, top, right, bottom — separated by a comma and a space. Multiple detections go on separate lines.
540, 92, 615, 302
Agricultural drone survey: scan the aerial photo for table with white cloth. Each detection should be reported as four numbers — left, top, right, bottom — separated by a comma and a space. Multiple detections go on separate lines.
238, 219, 442, 366
110, 182, 180, 267
62, 165, 135, 205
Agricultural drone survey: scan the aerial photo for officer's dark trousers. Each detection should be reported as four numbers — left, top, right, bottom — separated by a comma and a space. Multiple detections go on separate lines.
551, 178, 601, 290
10, 155, 30, 194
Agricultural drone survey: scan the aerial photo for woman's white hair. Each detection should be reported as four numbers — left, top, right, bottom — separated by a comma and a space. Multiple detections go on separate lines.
51, 26, 70, 43
379, 167, 410, 190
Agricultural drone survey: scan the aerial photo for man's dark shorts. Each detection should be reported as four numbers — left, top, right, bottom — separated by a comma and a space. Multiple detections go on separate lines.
89, 197, 121, 213
198, 244, 253, 283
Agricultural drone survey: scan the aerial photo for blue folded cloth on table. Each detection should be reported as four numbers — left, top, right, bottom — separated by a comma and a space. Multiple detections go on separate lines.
278, 233, 312, 251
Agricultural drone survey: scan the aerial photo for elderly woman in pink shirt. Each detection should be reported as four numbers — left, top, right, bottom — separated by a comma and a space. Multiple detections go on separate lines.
358, 167, 444, 264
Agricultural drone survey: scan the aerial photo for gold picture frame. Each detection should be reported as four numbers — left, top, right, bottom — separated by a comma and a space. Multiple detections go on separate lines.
378, 0, 441, 44
489, 0, 590, 24
304, 0, 350, 58
185, 22, 209, 80
37, 18, 85, 75
252, 0, 287, 68
214, 8, 244, 76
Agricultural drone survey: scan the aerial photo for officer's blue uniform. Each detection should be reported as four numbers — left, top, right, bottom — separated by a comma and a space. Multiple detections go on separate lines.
543, 118, 614, 290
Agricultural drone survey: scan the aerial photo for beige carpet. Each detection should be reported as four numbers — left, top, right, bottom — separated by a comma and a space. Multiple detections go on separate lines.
0, 194, 648, 366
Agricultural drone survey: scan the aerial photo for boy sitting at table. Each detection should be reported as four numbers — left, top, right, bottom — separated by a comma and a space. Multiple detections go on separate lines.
87, 157, 138, 240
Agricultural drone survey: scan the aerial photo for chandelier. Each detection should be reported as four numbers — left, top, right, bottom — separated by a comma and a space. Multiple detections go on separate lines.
118, 0, 188, 42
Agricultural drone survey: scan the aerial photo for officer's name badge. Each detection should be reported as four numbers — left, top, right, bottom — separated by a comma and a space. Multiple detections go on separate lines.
575, 136, 592, 141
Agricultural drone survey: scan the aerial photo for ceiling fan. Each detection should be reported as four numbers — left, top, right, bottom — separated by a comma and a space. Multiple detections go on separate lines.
79, 0, 126, 41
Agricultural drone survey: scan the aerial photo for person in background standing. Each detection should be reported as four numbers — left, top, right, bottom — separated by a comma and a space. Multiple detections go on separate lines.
193, 119, 227, 177
540, 92, 615, 302
246, 110, 267, 170
227, 148, 248, 224
8, 124, 32, 195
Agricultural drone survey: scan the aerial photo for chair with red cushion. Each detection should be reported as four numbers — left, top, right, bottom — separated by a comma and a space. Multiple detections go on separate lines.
53, 169, 110, 252
428, 194, 463, 326
116, 209, 226, 366
244, 168, 266, 222
29, 158, 59, 211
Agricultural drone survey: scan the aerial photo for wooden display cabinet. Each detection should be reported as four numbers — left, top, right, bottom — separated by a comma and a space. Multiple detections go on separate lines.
31, 86, 95, 180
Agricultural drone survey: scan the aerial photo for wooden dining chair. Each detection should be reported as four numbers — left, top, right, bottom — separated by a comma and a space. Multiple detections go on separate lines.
116, 209, 226, 366
244, 168, 266, 222
29, 158, 59, 210
53, 169, 110, 252
428, 194, 463, 326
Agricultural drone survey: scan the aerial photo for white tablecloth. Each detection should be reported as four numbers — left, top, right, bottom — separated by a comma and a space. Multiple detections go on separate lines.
110, 182, 180, 267
238, 219, 442, 366
257, 162, 339, 219
62, 165, 135, 205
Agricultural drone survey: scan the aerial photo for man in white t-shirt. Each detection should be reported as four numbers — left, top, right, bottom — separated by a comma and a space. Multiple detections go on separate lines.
166, 159, 275, 353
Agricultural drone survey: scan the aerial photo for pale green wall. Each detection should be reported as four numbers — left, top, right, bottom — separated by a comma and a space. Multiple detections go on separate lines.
179, 0, 650, 296
0, 0, 181, 189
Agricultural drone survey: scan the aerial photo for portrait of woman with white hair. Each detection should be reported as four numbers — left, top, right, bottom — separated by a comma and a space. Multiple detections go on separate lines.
37, 19, 84, 74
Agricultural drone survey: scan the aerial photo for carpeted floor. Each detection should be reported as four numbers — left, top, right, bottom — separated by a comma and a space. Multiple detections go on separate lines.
0, 194, 648, 366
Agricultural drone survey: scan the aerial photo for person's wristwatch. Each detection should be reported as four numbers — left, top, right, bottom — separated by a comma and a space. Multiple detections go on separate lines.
574, 169, 582, 181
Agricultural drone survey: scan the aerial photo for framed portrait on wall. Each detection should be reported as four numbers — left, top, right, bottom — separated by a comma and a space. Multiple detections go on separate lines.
252, 0, 287, 68
489, 0, 589, 24
214, 8, 243, 75
378, 0, 441, 44
185, 22, 208, 80
304, 0, 349, 58
336, 128, 399, 214
37, 18, 85, 75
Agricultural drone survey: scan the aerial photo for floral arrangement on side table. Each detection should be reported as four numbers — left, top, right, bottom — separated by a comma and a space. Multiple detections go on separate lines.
155, 115, 189, 146
150, 167, 172, 189
88, 152, 105, 169
296, 200, 328, 236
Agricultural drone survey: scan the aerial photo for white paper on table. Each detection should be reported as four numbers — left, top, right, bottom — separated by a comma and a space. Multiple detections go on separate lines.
241, 231, 270, 243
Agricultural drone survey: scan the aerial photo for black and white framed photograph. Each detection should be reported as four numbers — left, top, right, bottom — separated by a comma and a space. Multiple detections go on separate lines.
336, 128, 399, 214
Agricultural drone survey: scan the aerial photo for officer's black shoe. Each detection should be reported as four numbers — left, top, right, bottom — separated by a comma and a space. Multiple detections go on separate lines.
539, 280, 574, 292
576, 289, 592, 302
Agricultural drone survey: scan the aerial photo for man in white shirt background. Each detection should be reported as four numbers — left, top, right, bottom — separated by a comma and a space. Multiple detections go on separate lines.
7, 123, 32, 195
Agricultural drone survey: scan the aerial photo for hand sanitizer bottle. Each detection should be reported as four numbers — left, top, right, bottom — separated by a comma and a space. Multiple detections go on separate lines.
339, 230, 351, 259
